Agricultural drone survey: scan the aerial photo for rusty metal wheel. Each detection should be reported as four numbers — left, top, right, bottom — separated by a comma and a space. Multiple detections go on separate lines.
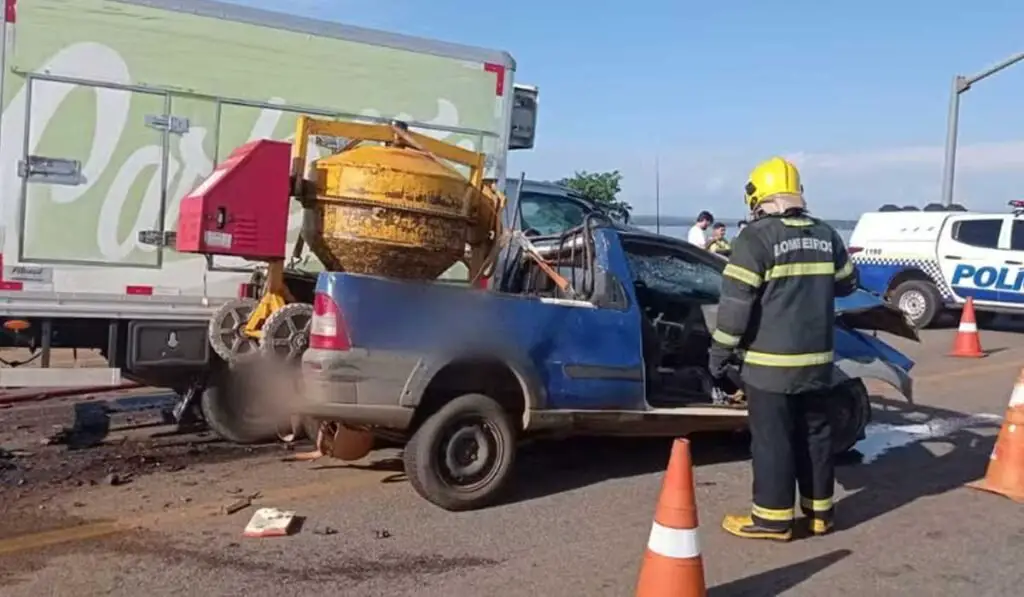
208, 298, 260, 362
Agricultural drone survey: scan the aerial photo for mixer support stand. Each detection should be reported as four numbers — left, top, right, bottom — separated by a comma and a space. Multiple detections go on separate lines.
242, 260, 296, 339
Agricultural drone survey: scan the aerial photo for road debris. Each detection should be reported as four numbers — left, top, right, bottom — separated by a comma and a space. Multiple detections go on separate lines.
0, 447, 31, 460
105, 473, 130, 486
854, 414, 1002, 464
313, 525, 338, 536
223, 498, 252, 515
222, 489, 262, 515
0, 382, 143, 406
42, 425, 72, 446
243, 507, 298, 538
374, 529, 392, 540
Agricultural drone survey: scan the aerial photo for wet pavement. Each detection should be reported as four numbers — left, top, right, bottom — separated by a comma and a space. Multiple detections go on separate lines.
2, 325, 1024, 595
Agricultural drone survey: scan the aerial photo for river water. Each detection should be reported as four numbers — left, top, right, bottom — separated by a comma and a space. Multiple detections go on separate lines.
637, 224, 855, 244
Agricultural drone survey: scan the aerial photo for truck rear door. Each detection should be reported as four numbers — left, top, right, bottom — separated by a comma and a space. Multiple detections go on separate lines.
937, 214, 1010, 306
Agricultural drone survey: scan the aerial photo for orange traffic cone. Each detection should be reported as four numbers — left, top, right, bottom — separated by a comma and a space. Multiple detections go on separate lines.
635, 438, 707, 597
949, 297, 985, 358
968, 368, 1024, 502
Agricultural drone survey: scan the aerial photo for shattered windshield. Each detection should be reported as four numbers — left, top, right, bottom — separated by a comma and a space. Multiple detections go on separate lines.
626, 250, 722, 301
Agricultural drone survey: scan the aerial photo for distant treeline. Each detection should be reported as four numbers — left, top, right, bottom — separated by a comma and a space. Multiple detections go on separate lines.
630, 214, 859, 229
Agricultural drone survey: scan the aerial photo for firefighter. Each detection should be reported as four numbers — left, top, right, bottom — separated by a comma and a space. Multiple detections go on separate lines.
708, 156, 858, 542
706, 222, 732, 256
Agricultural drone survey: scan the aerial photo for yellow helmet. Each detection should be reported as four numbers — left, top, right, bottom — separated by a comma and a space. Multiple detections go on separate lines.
744, 157, 803, 209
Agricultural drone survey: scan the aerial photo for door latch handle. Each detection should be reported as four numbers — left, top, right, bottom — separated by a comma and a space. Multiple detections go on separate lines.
944, 255, 962, 260
1006, 260, 1023, 265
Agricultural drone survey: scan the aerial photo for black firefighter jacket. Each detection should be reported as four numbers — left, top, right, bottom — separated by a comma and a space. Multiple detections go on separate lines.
710, 212, 859, 394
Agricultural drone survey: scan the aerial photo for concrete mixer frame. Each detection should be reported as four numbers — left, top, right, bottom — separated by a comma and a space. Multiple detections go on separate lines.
234, 115, 507, 354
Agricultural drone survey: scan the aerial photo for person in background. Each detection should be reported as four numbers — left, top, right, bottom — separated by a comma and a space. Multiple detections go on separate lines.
706, 222, 731, 256
688, 210, 714, 247
708, 156, 858, 542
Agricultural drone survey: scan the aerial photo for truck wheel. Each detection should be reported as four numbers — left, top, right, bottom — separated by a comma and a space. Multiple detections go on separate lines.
404, 393, 517, 511
200, 365, 279, 444
829, 379, 871, 455
890, 279, 941, 328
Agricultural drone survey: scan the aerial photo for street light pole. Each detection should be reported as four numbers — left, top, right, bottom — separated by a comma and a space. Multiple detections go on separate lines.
654, 154, 661, 234
940, 51, 1024, 207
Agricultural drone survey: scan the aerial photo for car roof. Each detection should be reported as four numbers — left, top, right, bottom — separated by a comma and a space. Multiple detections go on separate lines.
529, 222, 726, 266
504, 178, 592, 204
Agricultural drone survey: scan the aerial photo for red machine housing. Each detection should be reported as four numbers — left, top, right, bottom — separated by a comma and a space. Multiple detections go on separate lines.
176, 139, 292, 261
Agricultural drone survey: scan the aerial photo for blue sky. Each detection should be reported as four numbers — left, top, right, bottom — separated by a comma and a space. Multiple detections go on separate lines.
232, 0, 1024, 218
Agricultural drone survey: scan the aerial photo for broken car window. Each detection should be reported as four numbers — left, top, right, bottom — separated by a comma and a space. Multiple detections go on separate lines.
625, 247, 721, 301
519, 193, 588, 236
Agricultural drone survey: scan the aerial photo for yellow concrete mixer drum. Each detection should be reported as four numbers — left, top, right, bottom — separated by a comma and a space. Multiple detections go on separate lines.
295, 117, 503, 282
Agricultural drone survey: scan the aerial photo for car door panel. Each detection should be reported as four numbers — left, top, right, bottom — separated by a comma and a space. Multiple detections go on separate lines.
997, 216, 1024, 305
938, 215, 1006, 306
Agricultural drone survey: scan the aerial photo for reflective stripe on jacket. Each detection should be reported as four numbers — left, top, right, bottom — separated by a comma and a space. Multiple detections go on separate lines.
711, 213, 859, 393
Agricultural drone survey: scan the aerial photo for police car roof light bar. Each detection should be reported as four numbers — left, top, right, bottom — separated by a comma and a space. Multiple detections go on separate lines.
1008, 200, 1024, 215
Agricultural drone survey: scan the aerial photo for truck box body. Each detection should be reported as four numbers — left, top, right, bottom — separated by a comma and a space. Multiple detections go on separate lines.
0, 0, 517, 318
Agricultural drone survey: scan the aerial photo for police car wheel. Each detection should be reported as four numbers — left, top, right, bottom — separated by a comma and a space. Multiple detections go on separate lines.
890, 279, 941, 329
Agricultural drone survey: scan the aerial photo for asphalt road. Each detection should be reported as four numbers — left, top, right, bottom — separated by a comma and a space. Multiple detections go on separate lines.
2, 325, 1024, 596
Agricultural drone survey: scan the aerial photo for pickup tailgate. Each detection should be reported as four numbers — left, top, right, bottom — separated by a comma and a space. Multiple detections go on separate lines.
315, 272, 517, 353
301, 272, 515, 427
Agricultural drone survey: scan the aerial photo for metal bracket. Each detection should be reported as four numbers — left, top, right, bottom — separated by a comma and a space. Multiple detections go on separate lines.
145, 114, 191, 135
954, 75, 972, 94
17, 156, 84, 185
314, 135, 348, 152
138, 230, 178, 247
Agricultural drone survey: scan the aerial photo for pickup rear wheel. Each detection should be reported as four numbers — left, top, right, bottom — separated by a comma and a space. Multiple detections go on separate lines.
829, 379, 871, 455
404, 393, 516, 511
890, 279, 941, 329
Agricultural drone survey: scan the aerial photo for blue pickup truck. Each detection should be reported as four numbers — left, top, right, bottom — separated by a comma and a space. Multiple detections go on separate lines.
300, 213, 918, 511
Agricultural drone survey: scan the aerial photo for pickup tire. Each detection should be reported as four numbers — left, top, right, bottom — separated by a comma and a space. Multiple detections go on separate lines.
890, 279, 941, 329
404, 393, 517, 511
829, 379, 871, 455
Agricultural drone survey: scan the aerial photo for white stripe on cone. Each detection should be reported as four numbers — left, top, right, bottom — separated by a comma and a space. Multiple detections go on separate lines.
646, 521, 701, 559
958, 322, 977, 333
1010, 385, 1024, 408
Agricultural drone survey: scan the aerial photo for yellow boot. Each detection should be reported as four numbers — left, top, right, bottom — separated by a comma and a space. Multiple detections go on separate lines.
720, 514, 792, 542
801, 516, 834, 536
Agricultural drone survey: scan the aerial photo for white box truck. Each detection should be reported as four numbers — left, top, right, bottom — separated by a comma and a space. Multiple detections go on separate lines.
0, 0, 537, 389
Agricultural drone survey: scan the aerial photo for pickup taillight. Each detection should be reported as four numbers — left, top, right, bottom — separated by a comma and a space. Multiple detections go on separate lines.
310, 292, 351, 351
847, 246, 864, 255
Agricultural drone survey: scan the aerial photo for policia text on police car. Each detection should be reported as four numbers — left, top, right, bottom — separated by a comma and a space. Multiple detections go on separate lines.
709, 156, 858, 542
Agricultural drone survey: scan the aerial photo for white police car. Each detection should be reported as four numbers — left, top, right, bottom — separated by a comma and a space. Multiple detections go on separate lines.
847, 201, 1024, 328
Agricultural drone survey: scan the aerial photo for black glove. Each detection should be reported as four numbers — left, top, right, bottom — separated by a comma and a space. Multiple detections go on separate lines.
708, 345, 735, 380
